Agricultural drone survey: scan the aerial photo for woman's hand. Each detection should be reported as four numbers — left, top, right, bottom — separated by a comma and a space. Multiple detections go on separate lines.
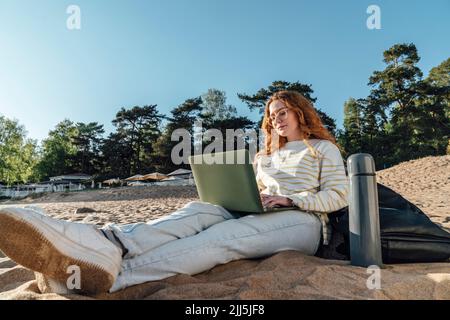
260, 194, 294, 208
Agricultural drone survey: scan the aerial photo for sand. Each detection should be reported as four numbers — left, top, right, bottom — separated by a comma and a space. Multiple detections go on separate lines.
0, 155, 449, 300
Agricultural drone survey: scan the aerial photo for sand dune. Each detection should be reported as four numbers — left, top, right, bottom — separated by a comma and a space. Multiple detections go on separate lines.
0, 155, 449, 299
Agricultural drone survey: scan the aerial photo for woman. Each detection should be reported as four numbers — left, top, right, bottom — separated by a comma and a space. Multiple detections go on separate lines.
0, 91, 349, 294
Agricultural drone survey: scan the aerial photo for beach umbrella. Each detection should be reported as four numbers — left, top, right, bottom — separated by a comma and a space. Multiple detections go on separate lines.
124, 174, 145, 181
161, 176, 183, 181
167, 168, 192, 176
142, 172, 167, 181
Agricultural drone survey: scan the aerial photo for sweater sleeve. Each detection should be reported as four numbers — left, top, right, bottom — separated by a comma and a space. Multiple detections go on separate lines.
254, 154, 267, 192
286, 142, 349, 213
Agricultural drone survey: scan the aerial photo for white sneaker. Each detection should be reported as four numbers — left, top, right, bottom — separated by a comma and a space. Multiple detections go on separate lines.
0, 207, 123, 294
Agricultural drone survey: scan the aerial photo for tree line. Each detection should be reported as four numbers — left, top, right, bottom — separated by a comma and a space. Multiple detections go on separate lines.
338, 43, 449, 168
0, 43, 448, 185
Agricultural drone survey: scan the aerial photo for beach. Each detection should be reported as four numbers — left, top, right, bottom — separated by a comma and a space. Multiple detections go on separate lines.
0, 155, 449, 299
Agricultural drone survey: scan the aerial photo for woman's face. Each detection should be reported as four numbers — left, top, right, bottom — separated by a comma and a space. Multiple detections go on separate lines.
268, 100, 301, 140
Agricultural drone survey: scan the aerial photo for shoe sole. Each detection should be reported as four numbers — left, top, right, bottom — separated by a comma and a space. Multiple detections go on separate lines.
0, 210, 116, 294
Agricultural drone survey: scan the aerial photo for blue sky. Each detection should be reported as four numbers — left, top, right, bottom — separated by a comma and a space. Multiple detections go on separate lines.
0, 0, 449, 142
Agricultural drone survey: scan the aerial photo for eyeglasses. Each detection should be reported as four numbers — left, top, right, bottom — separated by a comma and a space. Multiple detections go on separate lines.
269, 108, 289, 126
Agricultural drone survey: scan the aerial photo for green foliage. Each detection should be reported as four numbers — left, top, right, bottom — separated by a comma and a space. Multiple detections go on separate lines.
340, 43, 449, 169
152, 97, 203, 173
201, 89, 237, 121
338, 98, 363, 158
35, 119, 78, 180
108, 105, 164, 176
200, 114, 255, 153
72, 122, 105, 175
100, 131, 132, 179
199, 88, 255, 153
238, 80, 317, 113
0, 116, 39, 185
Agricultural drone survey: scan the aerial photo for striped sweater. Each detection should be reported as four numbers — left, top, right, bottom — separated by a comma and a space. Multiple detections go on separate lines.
255, 139, 349, 245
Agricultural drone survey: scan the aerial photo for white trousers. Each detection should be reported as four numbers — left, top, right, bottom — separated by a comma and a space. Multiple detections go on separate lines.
103, 201, 322, 292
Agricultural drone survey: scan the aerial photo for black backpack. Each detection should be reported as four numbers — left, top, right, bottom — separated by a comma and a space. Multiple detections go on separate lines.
328, 183, 450, 264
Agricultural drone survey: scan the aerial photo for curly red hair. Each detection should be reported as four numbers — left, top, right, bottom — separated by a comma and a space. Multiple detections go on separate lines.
260, 91, 337, 157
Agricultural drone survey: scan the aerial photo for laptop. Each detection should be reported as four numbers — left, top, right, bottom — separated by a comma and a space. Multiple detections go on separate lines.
188, 149, 297, 215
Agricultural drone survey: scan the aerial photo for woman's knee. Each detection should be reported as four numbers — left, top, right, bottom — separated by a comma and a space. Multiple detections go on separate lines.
172, 201, 233, 219
145, 201, 234, 232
